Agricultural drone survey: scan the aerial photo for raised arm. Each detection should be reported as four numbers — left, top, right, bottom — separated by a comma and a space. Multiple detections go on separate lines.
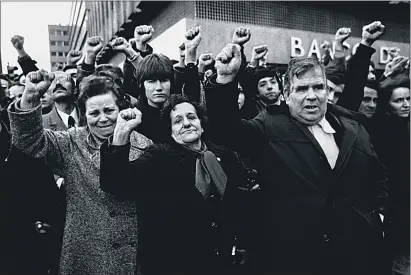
337, 21, 385, 111
11, 35, 39, 75
76, 36, 104, 86
205, 44, 264, 156
8, 70, 72, 168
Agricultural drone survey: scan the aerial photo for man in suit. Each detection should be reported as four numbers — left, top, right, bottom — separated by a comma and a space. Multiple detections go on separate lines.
205, 40, 389, 274
43, 71, 83, 131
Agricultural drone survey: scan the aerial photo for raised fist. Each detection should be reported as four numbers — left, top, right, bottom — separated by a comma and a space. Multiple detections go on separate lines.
335, 27, 351, 44
110, 37, 131, 53
361, 21, 385, 47
179, 43, 186, 57
113, 107, 142, 145
134, 25, 154, 45
384, 56, 409, 78
66, 50, 83, 65
388, 47, 400, 61
232, 27, 251, 46
85, 36, 104, 56
215, 44, 242, 82
185, 26, 202, 52
251, 45, 268, 62
21, 70, 55, 110
11, 35, 24, 50
198, 53, 214, 72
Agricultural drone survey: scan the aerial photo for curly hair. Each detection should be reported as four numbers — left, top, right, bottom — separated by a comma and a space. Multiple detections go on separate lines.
77, 75, 130, 116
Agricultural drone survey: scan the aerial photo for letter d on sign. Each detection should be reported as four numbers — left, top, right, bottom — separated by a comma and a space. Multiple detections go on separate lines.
291, 37, 305, 57
380, 47, 390, 64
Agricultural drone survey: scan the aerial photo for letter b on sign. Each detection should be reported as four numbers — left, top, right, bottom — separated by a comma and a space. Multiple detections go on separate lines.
291, 37, 305, 57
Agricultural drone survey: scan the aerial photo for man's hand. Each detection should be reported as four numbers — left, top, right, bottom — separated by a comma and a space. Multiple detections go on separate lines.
215, 43, 242, 84
110, 37, 134, 57
250, 45, 268, 67
198, 53, 214, 73
388, 47, 400, 61
11, 35, 25, 50
113, 108, 142, 145
185, 26, 202, 52
384, 56, 409, 78
66, 50, 83, 65
232, 27, 251, 46
361, 21, 385, 47
21, 70, 54, 110
134, 25, 154, 51
335, 27, 351, 45
179, 43, 186, 58
84, 36, 104, 64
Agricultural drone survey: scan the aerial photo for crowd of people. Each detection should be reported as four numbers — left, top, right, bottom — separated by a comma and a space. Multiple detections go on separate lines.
0, 19, 409, 275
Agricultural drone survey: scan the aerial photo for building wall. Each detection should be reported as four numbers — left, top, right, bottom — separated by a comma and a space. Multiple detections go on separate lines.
48, 25, 70, 70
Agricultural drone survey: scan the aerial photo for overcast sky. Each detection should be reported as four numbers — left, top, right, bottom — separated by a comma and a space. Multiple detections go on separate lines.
1, 2, 72, 74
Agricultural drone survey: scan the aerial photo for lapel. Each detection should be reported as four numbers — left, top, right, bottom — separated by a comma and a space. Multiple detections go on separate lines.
47, 106, 68, 131
332, 115, 358, 178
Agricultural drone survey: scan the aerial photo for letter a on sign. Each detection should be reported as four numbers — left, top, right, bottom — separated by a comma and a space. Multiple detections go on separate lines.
307, 39, 321, 59
291, 37, 305, 57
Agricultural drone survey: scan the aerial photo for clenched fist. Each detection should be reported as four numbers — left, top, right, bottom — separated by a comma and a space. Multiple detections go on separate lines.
113, 108, 142, 145
185, 26, 202, 52
198, 53, 214, 73
215, 44, 242, 84
11, 35, 25, 50
384, 56, 409, 78
110, 37, 131, 54
361, 21, 385, 47
335, 27, 351, 44
251, 45, 268, 67
66, 50, 83, 65
85, 36, 104, 64
21, 70, 55, 110
232, 27, 251, 46
134, 25, 154, 45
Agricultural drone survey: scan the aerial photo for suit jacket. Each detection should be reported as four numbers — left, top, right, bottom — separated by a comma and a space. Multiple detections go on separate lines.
42, 105, 84, 131
205, 79, 390, 275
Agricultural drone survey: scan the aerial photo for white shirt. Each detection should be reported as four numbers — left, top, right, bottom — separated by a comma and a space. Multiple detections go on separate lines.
57, 107, 79, 128
307, 117, 339, 169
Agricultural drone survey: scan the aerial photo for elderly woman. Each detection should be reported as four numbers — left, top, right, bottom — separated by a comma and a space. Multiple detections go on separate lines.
100, 94, 246, 275
8, 70, 152, 275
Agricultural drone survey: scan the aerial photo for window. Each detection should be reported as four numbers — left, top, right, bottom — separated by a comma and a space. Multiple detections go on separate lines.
64, 41, 69, 46
63, 31, 68, 36
50, 41, 56, 46
51, 52, 57, 56
51, 62, 56, 67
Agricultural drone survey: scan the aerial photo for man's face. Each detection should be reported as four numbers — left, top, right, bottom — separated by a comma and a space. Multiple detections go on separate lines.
144, 79, 171, 108
358, 87, 378, 118
326, 79, 344, 104
49, 72, 74, 102
65, 68, 77, 83
286, 68, 328, 125
257, 76, 281, 104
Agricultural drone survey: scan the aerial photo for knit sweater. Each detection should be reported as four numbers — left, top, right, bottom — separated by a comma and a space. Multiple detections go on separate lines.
8, 102, 152, 275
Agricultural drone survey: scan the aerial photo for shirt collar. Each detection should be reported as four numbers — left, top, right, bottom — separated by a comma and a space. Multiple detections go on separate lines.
317, 117, 336, 134
57, 107, 78, 128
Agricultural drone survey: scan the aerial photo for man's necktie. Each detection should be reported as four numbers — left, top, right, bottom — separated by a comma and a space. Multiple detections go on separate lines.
68, 116, 76, 128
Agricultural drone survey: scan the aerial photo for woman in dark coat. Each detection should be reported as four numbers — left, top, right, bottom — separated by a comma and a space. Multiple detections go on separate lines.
100, 94, 246, 275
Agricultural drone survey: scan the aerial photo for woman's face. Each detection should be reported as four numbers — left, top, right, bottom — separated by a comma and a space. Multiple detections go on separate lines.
388, 87, 410, 117
85, 92, 120, 139
170, 102, 203, 146
144, 79, 171, 108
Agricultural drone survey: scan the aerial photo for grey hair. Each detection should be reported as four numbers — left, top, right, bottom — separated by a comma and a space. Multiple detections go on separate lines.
283, 57, 327, 96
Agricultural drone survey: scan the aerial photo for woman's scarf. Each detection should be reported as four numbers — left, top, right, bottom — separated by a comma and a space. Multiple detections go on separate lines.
182, 141, 227, 200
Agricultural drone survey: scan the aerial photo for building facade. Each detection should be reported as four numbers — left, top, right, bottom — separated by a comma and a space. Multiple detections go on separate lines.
48, 24, 70, 71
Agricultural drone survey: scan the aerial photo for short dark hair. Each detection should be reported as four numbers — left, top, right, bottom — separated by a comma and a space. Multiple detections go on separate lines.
134, 53, 174, 98
283, 57, 326, 96
94, 64, 124, 87
77, 75, 130, 116
161, 94, 207, 140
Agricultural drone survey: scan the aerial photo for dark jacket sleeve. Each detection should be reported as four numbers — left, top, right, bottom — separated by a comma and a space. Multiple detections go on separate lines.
337, 44, 376, 112
123, 44, 153, 99
100, 140, 158, 195
17, 55, 39, 76
76, 62, 95, 87
204, 75, 265, 157
173, 66, 185, 95
182, 64, 201, 103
